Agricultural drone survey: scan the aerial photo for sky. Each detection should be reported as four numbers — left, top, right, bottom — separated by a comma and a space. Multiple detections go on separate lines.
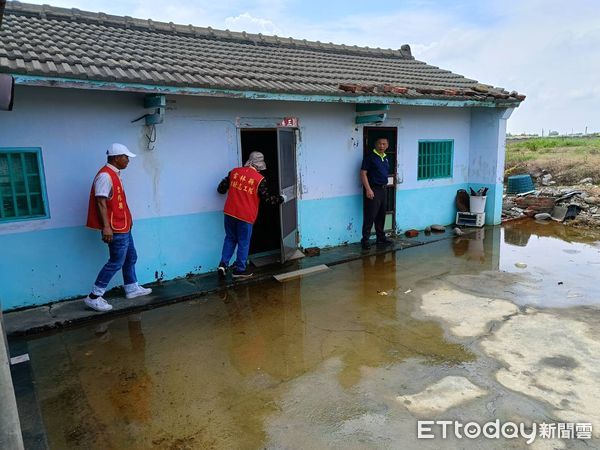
16, 0, 600, 135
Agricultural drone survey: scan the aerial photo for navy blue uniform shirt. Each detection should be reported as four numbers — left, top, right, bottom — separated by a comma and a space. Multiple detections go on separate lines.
361, 150, 390, 187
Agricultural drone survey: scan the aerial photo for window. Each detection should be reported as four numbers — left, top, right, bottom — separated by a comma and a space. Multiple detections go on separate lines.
0, 148, 49, 222
417, 140, 453, 180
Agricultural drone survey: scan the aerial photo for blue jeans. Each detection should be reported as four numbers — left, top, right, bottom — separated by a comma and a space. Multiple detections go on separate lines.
220, 215, 253, 271
93, 231, 138, 294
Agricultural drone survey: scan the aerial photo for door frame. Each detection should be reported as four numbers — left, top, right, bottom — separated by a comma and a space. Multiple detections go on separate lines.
237, 125, 300, 264
277, 127, 299, 264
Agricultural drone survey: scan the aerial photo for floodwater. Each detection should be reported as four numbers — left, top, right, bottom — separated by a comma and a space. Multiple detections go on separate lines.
16, 222, 600, 449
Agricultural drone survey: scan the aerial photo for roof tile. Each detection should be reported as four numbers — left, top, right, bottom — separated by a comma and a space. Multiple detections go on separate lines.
0, 1, 523, 103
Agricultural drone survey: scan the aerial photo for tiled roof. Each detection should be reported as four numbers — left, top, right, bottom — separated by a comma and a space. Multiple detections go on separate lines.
0, 2, 524, 104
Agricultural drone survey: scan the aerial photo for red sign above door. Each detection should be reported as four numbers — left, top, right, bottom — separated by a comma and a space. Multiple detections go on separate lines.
278, 117, 299, 128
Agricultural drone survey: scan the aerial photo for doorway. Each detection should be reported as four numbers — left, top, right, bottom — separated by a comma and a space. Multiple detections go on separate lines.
240, 129, 281, 255
363, 127, 398, 231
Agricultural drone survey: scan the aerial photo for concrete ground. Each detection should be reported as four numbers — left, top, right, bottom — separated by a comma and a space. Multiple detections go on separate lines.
6, 222, 600, 449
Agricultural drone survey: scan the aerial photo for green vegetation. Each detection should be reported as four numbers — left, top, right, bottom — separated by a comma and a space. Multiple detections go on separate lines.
506, 136, 600, 161
505, 136, 600, 184
508, 136, 600, 153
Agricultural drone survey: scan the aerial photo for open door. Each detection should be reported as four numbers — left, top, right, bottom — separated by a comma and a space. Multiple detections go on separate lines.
277, 129, 298, 263
363, 127, 397, 232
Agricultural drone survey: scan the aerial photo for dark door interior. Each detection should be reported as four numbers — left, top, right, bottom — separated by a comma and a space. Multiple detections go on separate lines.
363, 127, 397, 231
240, 129, 281, 254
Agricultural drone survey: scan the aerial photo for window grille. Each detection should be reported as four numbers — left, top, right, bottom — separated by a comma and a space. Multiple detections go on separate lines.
417, 140, 453, 180
0, 148, 49, 221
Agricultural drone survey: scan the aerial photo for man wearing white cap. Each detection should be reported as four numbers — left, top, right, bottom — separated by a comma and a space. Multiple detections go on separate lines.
84, 143, 152, 312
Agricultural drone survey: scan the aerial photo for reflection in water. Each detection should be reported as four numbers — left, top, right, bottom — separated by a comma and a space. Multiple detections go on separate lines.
500, 221, 600, 308
453, 228, 486, 263
28, 224, 600, 448
221, 282, 305, 380
28, 315, 151, 449
504, 222, 531, 247
108, 315, 152, 425
504, 219, 600, 246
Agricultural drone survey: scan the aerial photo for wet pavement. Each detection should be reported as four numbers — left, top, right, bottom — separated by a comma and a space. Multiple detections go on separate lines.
9, 222, 600, 449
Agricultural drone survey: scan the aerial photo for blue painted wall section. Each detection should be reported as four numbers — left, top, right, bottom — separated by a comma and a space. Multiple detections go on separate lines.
468, 107, 513, 224
396, 183, 469, 231
298, 195, 363, 248
0, 211, 224, 310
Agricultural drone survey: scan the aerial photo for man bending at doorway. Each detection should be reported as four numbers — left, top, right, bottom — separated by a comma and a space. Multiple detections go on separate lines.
360, 138, 393, 250
217, 152, 284, 279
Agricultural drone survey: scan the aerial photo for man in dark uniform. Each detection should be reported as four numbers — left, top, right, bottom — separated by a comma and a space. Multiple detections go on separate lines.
360, 138, 393, 250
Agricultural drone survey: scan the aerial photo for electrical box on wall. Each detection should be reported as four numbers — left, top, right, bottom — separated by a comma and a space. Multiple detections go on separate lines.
144, 94, 166, 109
139, 94, 165, 125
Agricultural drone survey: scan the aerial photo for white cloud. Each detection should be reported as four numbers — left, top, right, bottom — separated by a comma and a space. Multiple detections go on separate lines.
224, 12, 281, 35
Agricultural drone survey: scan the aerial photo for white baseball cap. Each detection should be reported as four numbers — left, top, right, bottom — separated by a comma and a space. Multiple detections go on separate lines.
106, 143, 136, 158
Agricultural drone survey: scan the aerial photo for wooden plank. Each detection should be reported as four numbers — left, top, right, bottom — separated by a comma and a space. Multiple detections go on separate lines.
273, 264, 329, 282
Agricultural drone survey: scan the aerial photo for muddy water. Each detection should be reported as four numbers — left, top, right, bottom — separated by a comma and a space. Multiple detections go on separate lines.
21, 224, 600, 449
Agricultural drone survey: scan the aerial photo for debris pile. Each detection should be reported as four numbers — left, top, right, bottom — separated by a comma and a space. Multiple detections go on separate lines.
503, 181, 600, 228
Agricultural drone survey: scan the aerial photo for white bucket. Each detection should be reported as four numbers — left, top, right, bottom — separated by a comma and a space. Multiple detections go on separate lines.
470, 196, 487, 214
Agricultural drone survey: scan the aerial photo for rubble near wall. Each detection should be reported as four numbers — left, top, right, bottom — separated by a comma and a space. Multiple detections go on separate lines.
503, 176, 600, 228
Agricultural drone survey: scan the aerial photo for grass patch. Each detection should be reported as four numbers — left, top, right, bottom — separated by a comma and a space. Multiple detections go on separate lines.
507, 136, 600, 160
505, 136, 600, 185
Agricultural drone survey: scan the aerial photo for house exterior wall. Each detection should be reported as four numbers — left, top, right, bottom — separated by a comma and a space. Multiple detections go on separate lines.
0, 86, 508, 309
468, 108, 513, 225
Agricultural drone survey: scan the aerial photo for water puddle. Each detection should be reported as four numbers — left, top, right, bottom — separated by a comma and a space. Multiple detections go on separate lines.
13, 222, 600, 449
501, 220, 600, 307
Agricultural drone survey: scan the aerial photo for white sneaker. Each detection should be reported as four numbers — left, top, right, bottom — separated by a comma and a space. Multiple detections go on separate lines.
125, 284, 153, 299
84, 296, 113, 312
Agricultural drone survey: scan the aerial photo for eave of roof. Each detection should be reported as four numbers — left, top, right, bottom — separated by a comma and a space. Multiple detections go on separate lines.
13, 74, 519, 108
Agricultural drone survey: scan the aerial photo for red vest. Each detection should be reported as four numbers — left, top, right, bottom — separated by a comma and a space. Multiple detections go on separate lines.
223, 167, 264, 224
86, 166, 133, 233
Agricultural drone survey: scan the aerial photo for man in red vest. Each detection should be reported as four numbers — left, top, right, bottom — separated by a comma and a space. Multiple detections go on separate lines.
84, 143, 152, 312
217, 152, 283, 279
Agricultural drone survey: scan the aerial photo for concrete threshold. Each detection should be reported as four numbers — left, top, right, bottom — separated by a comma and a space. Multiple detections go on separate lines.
3, 226, 471, 337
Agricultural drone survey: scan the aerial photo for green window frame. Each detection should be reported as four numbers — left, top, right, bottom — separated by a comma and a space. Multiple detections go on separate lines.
0, 148, 49, 222
417, 139, 454, 180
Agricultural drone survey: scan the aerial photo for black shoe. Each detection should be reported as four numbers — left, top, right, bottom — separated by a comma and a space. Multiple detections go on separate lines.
232, 268, 253, 279
361, 240, 371, 250
376, 238, 393, 246
218, 263, 228, 279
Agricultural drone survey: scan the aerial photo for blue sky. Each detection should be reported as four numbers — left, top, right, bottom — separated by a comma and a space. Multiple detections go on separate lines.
18, 0, 600, 135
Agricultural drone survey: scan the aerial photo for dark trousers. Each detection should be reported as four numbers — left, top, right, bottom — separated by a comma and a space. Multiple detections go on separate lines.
362, 186, 387, 242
